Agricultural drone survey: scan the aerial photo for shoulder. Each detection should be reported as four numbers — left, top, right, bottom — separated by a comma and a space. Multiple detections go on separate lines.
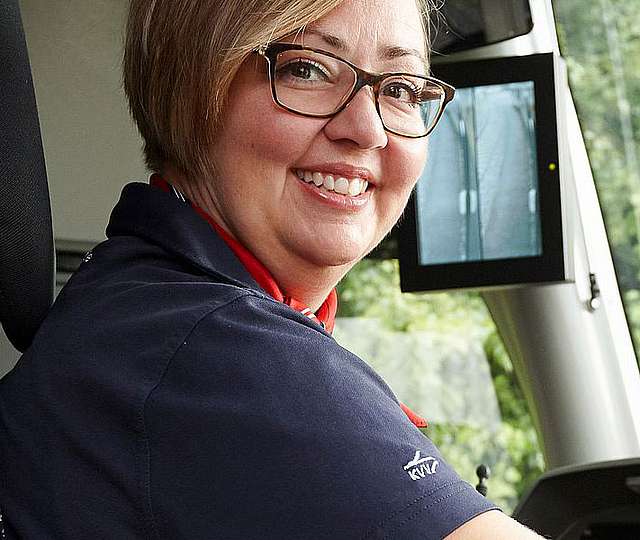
54, 233, 258, 336
144, 294, 498, 539
160, 291, 397, 418
17, 232, 259, 417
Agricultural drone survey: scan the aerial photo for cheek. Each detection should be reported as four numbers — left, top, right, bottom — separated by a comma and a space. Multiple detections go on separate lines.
403, 137, 429, 180
223, 93, 322, 173
385, 138, 428, 199
372, 138, 427, 237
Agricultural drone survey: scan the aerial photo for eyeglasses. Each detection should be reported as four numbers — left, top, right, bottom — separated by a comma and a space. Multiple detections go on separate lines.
254, 42, 455, 139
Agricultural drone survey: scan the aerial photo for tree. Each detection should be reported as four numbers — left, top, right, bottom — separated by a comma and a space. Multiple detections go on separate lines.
555, 0, 640, 349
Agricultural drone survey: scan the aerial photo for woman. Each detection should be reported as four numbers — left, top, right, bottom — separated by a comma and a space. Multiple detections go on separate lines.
0, 0, 543, 538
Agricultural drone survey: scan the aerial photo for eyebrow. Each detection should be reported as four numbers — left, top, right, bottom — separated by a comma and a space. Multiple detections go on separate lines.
303, 28, 347, 50
382, 45, 428, 66
302, 28, 428, 67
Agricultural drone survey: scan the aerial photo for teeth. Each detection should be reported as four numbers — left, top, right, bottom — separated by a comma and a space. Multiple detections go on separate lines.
323, 175, 335, 190
334, 177, 349, 195
312, 172, 324, 187
295, 169, 370, 196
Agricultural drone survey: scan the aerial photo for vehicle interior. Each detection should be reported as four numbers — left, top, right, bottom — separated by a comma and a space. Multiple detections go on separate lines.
1, 0, 639, 538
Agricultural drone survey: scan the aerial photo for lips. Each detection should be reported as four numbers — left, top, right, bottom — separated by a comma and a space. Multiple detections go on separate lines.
295, 169, 369, 197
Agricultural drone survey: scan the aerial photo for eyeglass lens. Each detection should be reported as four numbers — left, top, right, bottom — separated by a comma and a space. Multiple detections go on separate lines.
273, 49, 446, 137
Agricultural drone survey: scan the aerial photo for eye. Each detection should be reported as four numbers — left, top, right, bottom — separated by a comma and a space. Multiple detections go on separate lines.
276, 58, 330, 83
382, 80, 421, 105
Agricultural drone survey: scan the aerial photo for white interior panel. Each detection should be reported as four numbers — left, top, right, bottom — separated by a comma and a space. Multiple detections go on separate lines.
20, 0, 147, 243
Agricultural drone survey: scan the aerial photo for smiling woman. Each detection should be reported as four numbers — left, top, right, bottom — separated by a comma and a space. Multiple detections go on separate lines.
0, 0, 542, 538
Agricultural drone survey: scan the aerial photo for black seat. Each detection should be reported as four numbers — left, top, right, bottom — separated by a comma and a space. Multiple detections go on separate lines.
0, 0, 55, 353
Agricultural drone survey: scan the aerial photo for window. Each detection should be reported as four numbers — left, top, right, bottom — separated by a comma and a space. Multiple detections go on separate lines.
554, 0, 640, 356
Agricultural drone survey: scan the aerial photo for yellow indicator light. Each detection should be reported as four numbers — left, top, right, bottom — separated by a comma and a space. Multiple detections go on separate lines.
548, 162, 557, 171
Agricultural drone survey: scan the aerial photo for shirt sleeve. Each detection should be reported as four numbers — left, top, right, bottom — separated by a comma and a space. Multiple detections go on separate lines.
144, 294, 498, 540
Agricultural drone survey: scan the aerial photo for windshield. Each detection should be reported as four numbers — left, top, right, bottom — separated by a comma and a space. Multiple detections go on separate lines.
553, 0, 640, 358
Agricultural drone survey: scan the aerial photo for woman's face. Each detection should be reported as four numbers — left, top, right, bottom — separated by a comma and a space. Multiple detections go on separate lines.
209, 0, 428, 278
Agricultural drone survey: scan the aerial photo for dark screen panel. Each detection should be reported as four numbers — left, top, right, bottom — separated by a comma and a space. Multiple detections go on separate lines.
432, 0, 533, 55
398, 53, 565, 292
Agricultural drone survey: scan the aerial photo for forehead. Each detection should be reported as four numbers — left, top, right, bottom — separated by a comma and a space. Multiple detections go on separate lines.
298, 0, 426, 66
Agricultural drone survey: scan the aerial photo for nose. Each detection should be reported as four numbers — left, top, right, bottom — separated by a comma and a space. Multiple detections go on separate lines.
323, 86, 388, 150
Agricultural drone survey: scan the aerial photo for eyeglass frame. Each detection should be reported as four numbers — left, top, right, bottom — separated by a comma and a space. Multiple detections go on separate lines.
253, 42, 456, 139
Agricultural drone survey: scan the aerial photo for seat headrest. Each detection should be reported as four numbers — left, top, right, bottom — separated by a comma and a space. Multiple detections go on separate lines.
0, 0, 55, 353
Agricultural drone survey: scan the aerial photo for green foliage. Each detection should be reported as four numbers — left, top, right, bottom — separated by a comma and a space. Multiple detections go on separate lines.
624, 289, 640, 352
338, 258, 488, 333
426, 421, 543, 512
554, 0, 640, 349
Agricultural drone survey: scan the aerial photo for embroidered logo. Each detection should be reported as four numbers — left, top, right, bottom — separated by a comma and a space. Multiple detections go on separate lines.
404, 450, 439, 481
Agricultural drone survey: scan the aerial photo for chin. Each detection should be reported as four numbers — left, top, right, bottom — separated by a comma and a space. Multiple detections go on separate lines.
293, 235, 374, 270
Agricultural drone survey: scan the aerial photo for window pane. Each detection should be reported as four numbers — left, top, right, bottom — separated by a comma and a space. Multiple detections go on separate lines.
553, 0, 640, 356
335, 259, 544, 513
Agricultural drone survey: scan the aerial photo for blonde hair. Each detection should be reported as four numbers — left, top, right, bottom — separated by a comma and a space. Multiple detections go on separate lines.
124, 0, 432, 182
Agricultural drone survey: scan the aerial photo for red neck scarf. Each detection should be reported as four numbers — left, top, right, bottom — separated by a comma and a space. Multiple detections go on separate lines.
150, 175, 337, 333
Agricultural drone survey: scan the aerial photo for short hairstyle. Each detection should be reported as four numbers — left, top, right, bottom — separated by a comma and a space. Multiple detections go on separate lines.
123, 0, 432, 182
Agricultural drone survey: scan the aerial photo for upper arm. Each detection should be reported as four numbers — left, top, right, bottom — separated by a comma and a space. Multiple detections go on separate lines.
145, 296, 499, 539
445, 510, 546, 539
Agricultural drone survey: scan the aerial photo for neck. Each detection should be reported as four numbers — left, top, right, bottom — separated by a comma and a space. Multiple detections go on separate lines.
159, 165, 347, 311
268, 257, 346, 312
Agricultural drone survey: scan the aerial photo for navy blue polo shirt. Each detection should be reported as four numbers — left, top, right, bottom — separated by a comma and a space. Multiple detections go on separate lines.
0, 183, 497, 539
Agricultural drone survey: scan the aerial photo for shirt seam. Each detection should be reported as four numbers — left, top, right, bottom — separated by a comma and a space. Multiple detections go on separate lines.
361, 479, 466, 539
138, 291, 257, 540
381, 484, 469, 539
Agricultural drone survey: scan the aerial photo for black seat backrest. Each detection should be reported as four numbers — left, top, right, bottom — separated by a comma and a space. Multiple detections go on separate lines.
0, 0, 55, 353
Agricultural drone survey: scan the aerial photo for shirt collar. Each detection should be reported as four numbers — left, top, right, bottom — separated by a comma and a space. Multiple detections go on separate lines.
149, 175, 337, 333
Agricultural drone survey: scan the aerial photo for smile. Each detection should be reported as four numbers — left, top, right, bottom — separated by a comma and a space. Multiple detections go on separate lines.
295, 169, 369, 196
